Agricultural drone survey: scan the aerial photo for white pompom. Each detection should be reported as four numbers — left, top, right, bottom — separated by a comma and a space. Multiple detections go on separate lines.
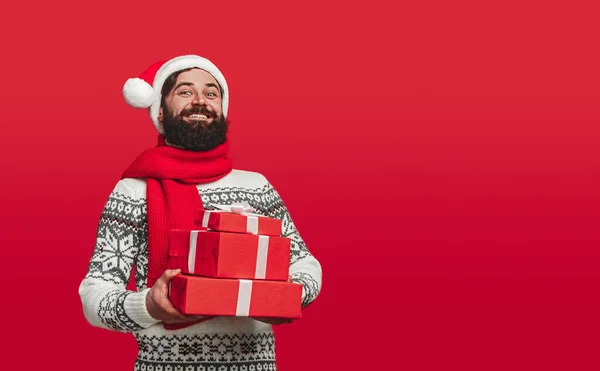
122, 77, 154, 108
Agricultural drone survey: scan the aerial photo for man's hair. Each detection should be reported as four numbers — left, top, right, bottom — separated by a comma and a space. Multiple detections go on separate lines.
160, 68, 225, 111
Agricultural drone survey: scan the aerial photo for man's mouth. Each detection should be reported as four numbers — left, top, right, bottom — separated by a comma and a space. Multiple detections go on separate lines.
182, 109, 214, 123
186, 113, 210, 120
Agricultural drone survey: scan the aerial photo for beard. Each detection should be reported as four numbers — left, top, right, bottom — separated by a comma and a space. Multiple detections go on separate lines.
161, 105, 228, 152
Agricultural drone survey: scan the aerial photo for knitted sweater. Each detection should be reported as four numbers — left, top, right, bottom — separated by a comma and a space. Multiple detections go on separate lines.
78, 169, 322, 371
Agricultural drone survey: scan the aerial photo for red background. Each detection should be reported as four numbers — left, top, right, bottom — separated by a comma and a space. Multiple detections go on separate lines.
1, 1, 599, 370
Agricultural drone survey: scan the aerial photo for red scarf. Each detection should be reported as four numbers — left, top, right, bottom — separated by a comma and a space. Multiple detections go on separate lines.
122, 135, 233, 287
122, 135, 232, 329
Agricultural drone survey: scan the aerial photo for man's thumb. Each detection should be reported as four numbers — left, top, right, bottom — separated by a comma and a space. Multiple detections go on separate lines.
164, 269, 181, 280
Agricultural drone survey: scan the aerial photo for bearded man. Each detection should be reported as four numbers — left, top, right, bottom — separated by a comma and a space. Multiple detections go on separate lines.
78, 54, 322, 371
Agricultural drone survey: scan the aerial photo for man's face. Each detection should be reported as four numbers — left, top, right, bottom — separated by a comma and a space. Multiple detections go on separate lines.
158, 68, 227, 151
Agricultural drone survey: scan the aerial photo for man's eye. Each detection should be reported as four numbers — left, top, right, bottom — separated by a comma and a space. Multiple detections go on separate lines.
180, 91, 192, 96
207, 92, 217, 97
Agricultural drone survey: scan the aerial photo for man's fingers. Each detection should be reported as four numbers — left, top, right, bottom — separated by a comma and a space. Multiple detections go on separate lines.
162, 269, 181, 281
164, 309, 205, 323
158, 296, 202, 322
150, 271, 211, 324
156, 269, 181, 285
159, 298, 187, 319
153, 269, 181, 291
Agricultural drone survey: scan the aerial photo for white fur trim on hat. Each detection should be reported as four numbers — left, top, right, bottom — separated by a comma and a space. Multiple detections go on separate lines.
123, 77, 154, 108
149, 55, 229, 134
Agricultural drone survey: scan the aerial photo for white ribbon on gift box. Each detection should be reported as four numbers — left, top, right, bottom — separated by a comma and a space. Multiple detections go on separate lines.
188, 230, 199, 274
255, 235, 269, 279
236, 279, 253, 316
202, 202, 262, 235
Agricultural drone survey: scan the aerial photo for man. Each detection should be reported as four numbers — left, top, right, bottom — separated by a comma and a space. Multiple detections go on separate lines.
78, 54, 322, 371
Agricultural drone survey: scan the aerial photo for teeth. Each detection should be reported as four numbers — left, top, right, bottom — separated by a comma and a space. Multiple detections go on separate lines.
189, 114, 208, 119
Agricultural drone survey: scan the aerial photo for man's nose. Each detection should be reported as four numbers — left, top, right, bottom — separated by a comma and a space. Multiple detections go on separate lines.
192, 94, 206, 105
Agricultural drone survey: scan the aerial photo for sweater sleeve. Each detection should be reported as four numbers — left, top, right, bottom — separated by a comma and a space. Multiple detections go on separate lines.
78, 179, 160, 332
263, 180, 322, 309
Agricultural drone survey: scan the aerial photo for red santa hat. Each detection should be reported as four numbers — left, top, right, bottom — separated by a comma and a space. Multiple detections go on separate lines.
122, 55, 229, 134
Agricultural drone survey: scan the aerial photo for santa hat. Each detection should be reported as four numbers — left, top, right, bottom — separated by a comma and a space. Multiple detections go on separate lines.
122, 55, 229, 134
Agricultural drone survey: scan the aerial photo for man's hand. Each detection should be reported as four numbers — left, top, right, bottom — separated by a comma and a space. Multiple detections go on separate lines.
252, 317, 295, 325
146, 269, 206, 324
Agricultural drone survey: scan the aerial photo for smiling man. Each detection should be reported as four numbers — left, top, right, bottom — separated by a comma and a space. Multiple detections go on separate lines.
159, 68, 228, 151
78, 55, 322, 371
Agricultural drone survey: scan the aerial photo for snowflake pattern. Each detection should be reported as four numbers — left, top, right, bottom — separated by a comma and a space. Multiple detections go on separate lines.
133, 333, 276, 371
86, 192, 146, 286
99, 228, 135, 275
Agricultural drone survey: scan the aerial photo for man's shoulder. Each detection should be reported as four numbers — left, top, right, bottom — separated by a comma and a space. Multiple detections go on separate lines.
204, 169, 270, 190
228, 169, 269, 183
116, 177, 148, 198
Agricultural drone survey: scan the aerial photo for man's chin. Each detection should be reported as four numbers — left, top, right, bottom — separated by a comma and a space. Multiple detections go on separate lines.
162, 111, 228, 151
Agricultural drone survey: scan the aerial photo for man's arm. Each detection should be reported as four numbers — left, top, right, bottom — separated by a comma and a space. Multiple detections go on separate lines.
78, 180, 159, 332
264, 180, 322, 309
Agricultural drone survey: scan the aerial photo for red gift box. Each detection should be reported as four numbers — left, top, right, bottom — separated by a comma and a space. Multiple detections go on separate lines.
167, 229, 291, 281
195, 208, 282, 237
169, 274, 303, 318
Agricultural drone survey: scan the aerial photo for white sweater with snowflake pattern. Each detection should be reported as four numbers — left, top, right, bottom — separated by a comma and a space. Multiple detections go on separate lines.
78, 169, 322, 371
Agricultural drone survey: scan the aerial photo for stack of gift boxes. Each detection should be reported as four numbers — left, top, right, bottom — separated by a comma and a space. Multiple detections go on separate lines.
167, 205, 303, 319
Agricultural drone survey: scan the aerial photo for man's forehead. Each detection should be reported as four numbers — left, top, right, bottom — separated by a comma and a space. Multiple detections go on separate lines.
176, 68, 218, 84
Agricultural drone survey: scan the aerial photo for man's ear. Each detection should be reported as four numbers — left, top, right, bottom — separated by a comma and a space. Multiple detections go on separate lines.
158, 107, 163, 123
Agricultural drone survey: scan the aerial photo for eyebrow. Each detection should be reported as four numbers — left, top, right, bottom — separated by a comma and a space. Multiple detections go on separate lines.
174, 82, 194, 90
174, 82, 220, 91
